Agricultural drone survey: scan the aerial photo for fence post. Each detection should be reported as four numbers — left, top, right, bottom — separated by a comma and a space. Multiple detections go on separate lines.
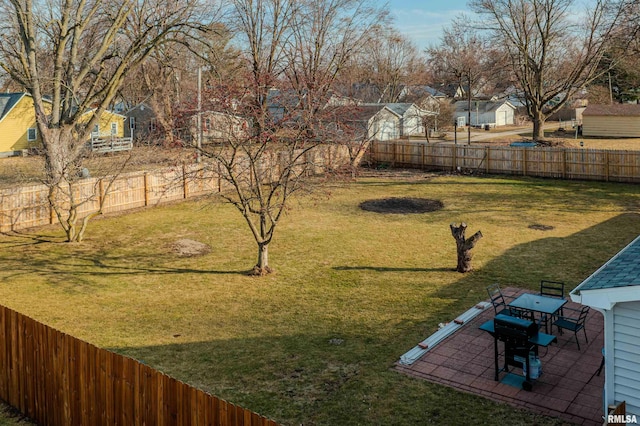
392, 142, 397, 168
485, 146, 490, 174
370, 141, 375, 167
522, 148, 527, 176
452, 145, 457, 171
562, 150, 567, 179
144, 173, 149, 206
182, 165, 188, 199
605, 151, 610, 182
421, 143, 425, 169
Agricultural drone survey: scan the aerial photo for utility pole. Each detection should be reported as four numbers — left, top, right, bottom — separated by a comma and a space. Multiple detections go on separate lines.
467, 72, 471, 145
608, 72, 613, 104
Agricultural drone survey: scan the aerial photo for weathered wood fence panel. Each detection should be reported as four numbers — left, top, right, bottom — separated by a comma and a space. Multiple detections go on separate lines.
0, 145, 349, 233
368, 141, 640, 183
0, 305, 279, 425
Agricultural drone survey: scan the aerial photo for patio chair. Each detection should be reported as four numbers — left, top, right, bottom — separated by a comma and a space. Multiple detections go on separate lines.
540, 280, 565, 299
539, 280, 566, 333
486, 284, 533, 321
552, 305, 590, 350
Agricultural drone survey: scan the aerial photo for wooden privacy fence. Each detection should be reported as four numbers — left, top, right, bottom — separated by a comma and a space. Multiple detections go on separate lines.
368, 141, 640, 183
0, 145, 349, 233
0, 305, 278, 426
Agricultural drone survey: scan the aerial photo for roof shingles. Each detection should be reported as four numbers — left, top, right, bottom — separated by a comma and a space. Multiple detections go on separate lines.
578, 237, 640, 291
582, 104, 640, 117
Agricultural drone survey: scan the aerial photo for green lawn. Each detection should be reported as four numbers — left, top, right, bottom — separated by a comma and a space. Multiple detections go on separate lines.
2, 172, 640, 425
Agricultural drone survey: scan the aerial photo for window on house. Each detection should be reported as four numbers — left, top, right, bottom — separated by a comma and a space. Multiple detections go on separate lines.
27, 127, 37, 141
129, 117, 136, 129
148, 118, 157, 132
92, 124, 100, 135
111, 122, 117, 135
205, 118, 211, 131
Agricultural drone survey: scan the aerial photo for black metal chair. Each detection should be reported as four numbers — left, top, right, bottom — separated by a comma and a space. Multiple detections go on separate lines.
552, 305, 590, 350
540, 280, 565, 299
486, 284, 533, 321
539, 280, 565, 333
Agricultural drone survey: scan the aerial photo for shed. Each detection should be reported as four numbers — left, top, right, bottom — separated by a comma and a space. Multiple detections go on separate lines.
453, 100, 515, 127
384, 103, 430, 137
570, 235, 640, 418
582, 104, 640, 137
328, 105, 401, 141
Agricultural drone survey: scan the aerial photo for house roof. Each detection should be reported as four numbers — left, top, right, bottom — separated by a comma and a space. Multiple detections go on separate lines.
0, 93, 26, 121
84, 108, 127, 119
582, 104, 640, 117
384, 103, 414, 116
570, 235, 640, 309
399, 85, 448, 101
326, 104, 391, 122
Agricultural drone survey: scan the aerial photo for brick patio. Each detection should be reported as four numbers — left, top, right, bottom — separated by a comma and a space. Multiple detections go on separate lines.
395, 287, 605, 425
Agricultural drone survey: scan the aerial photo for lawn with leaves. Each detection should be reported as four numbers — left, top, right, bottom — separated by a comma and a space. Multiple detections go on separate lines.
1, 171, 640, 425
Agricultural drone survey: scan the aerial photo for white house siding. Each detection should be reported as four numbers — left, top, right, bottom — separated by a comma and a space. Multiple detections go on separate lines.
612, 301, 640, 416
455, 101, 515, 127
582, 116, 640, 137
369, 110, 400, 141
403, 112, 424, 137
495, 104, 514, 126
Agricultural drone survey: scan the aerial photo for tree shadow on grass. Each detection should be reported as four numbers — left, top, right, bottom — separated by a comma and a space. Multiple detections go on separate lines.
426, 212, 640, 318
333, 266, 454, 273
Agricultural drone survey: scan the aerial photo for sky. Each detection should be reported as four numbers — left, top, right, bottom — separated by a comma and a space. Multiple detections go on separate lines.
382, 0, 469, 50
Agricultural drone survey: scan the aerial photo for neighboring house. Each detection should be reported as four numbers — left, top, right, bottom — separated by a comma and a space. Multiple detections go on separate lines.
415, 95, 443, 115
453, 100, 516, 127
190, 111, 249, 143
398, 85, 448, 103
86, 109, 126, 139
325, 92, 361, 107
582, 104, 640, 137
0, 93, 51, 157
367, 106, 401, 141
383, 103, 432, 138
267, 88, 303, 122
0, 92, 127, 157
570, 235, 640, 419
122, 103, 158, 140
338, 104, 401, 141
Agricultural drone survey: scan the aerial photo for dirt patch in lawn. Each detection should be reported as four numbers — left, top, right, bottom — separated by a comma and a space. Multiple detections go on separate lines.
528, 224, 555, 231
359, 197, 444, 214
171, 239, 211, 257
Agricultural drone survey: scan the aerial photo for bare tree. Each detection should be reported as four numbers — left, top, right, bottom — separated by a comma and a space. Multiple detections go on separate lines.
594, 2, 640, 103
364, 27, 422, 103
470, 0, 625, 140
120, 22, 241, 146
427, 17, 491, 144
195, 0, 383, 275
336, 26, 423, 103
0, 0, 212, 242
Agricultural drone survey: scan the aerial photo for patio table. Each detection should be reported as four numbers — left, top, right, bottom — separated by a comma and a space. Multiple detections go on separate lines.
508, 293, 566, 333
508, 293, 567, 316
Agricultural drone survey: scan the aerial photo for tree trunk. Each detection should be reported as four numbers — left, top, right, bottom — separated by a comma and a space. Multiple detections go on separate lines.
532, 110, 546, 141
450, 222, 483, 273
253, 242, 273, 276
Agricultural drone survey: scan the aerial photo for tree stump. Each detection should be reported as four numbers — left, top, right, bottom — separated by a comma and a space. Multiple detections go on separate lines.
450, 222, 483, 273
